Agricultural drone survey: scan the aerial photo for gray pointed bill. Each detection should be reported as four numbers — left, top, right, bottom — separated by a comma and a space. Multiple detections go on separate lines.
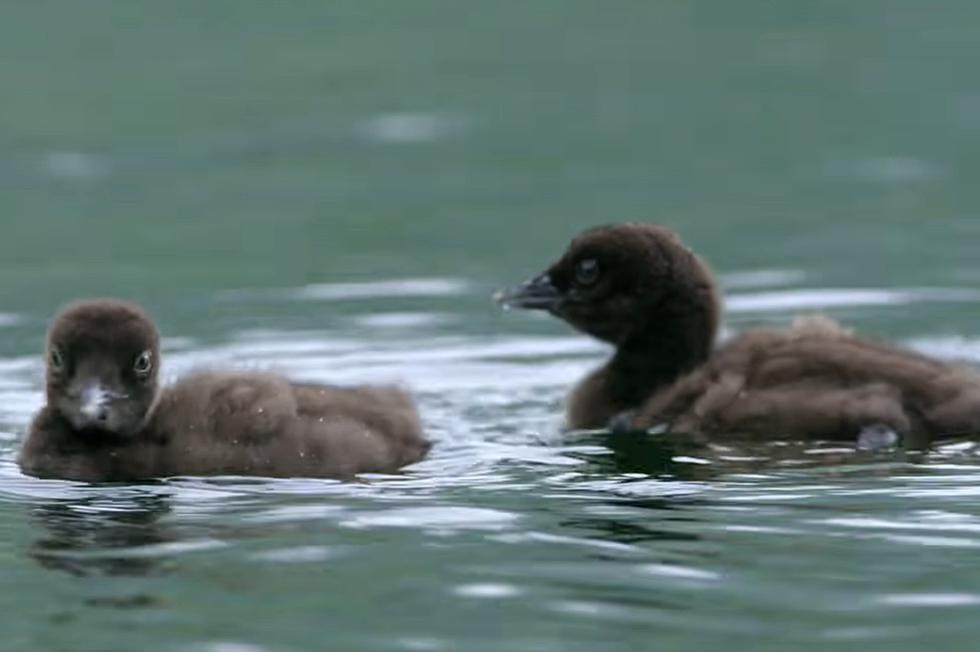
493, 275, 563, 311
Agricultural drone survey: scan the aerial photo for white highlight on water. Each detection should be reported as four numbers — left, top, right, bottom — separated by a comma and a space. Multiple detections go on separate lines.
727, 287, 980, 314
359, 112, 460, 144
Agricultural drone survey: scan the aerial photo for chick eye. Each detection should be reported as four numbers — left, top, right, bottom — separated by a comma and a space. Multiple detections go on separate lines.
49, 347, 64, 371
575, 258, 600, 286
133, 351, 153, 375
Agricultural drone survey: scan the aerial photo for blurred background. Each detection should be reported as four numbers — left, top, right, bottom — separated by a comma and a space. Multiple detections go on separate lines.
3, 2, 980, 651
3, 2, 980, 327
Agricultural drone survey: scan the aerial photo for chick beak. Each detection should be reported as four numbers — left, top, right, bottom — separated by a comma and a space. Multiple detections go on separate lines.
78, 383, 111, 425
494, 274, 563, 311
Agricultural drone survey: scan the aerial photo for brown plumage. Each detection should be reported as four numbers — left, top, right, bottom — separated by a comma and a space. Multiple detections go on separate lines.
18, 299, 430, 481
496, 223, 980, 446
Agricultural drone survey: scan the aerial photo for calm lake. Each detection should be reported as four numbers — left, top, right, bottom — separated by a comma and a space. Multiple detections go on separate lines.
3, 2, 980, 650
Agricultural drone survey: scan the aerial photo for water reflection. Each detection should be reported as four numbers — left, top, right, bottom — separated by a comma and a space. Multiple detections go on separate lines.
572, 430, 715, 479
569, 428, 920, 481
559, 498, 704, 546
29, 493, 174, 577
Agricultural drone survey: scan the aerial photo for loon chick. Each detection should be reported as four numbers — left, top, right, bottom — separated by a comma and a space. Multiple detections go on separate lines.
496, 223, 980, 446
19, 299, 430, 481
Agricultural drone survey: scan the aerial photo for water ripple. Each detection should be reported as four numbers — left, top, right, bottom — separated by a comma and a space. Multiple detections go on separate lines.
727, 287, 980, 314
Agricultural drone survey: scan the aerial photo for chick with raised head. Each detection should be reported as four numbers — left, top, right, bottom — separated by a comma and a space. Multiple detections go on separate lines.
497, 223, 980, 447
19, 299, 430, 481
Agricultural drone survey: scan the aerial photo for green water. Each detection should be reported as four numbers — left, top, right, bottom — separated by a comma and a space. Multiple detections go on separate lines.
3, 1, 980, 650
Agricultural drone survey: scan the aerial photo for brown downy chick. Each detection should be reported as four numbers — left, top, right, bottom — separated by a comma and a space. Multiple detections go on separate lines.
497, 224, 980, 447
19, 299, 430, 481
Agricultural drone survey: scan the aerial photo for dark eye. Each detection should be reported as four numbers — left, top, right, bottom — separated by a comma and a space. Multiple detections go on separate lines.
575, 259, 600, 286
133, 350, 153, 376
49, 347, 64, 371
